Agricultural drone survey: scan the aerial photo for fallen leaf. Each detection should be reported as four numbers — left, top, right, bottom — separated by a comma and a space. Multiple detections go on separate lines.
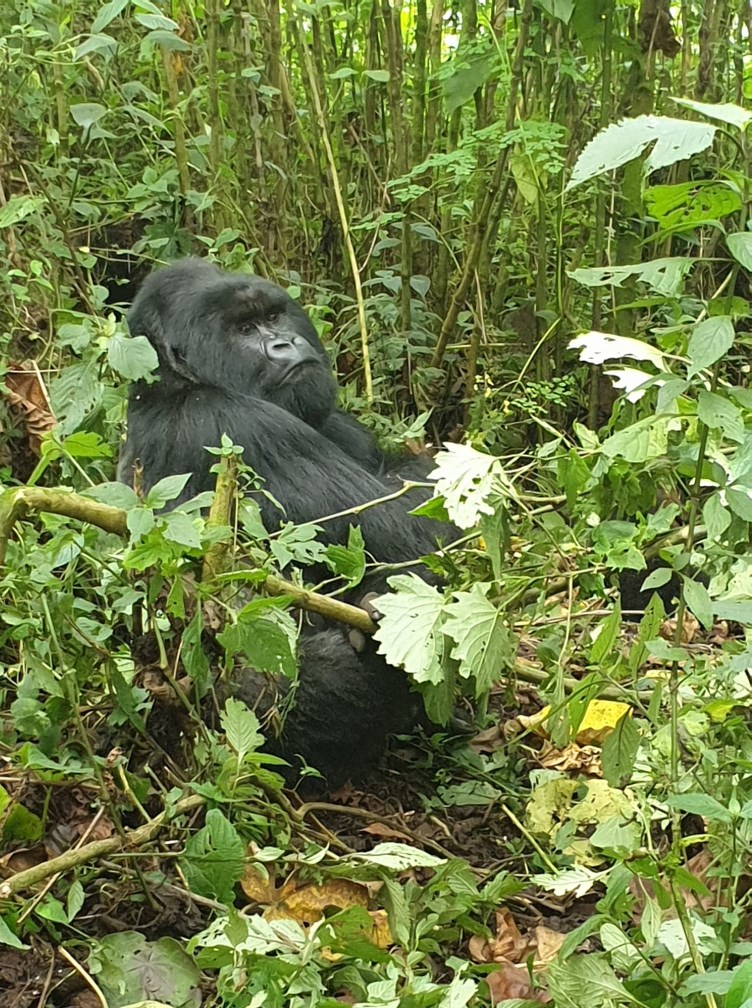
485, 963, 550, 1004
5, 362, 55, 454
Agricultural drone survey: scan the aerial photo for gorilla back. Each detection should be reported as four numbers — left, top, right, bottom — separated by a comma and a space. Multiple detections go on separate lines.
118, 258, 454, 787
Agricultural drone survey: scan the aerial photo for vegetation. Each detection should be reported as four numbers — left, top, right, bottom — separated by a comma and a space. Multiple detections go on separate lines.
1, 0, 752, 1005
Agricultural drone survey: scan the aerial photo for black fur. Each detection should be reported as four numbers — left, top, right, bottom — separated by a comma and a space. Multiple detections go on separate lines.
119, 258, 453, 786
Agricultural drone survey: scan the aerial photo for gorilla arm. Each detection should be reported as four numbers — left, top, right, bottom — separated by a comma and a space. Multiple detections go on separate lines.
119, 384, 447, 566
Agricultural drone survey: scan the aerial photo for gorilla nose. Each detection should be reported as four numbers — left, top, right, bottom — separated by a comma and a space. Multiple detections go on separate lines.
266, 338, 298, 360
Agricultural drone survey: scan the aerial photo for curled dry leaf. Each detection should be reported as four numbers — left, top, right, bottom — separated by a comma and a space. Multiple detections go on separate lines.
538, 741, 602, 775
468, 909, 532, 964
660, 613, 699, 643
4, 362, 56, 454
485, 963, 551, 1005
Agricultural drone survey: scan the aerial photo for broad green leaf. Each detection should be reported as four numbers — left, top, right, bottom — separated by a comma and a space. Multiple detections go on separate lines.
373, 574, 446, 685
0, 916, 27, 950
697, 389, 744, 443
181, 608, 210, 688
547, 952, 632, 1008
442, 583, 513, 692
75, 33, 119, 60
70, 102, 107, 130
601, 714, 640, 788
134, 12, 179, 30
330, 66, 356, 79
727, 231, 752, 271
569, 257, 693, 297
220, 698, 263, 762
429, 442, 514, 529
726, 958, 752, 1008
91, 0, 129, 32
324, 525, 366, 585
143, 29, 191, 51
182, 809, 246, 905
126, 507, 155, 541
601, 416, 671, 463
672, 97, 752, 130
536, 0, 574, 23
0, 194, 43, 228
84, 481, 140, 508
88, 932, 200, 1008
726, 487, 752, 522
645, 181, 742, 231
666, 793, 732, 822
363, 69, 390, 82
567, 115, 716, 191
682, 577, 713, 629
687, 316, 734, 375
441, 45, 498, 115
703, 493, 731, 541
162, 511, 202, 549
108, 331, 159, 380
219, 607, 297, 681
568, 331, 666, 367
641, 567, 672, 590
145, 474, 191, 509
350, 842, 444, 870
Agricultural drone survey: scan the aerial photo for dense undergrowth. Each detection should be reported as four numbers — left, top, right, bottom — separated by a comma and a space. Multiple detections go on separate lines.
2, 1, 752, 1006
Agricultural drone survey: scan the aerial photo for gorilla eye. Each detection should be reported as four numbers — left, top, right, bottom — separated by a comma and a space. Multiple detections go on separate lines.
239, 321, 254, 335
267, 311, 280, 324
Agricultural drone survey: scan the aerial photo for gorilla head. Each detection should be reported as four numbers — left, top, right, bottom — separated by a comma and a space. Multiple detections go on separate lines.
127, 258, 337, 428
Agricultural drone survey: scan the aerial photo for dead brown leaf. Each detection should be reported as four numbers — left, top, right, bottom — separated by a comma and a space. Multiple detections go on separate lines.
538, 742, 602, 775
485, 963, 550, 1004
469, 909, 532, 964
5, 362, 55, 454
361, 821, 412, 842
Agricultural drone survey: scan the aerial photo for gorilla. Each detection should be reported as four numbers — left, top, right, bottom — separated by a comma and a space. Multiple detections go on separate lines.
118, 258, 454, 786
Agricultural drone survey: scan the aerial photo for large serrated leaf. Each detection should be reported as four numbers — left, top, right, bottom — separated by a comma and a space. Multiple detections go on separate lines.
442, 583, 513, 692
567, 115, 716, 191
373, 574, 446, 685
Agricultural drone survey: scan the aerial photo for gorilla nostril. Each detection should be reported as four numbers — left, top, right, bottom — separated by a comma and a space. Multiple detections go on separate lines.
267, 339, 295, 358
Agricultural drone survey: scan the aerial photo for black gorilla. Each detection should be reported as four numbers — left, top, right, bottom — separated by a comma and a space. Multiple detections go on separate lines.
118, 258, 453, 785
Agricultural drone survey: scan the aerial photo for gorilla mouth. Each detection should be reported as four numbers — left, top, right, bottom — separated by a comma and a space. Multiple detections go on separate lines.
278, 359, 319, 383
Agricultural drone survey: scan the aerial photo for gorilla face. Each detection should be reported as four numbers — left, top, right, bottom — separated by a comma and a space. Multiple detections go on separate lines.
127, 258, 338, 428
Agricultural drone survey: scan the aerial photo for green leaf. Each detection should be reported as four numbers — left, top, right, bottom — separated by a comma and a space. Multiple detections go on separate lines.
726, 487, 752, 522
143, 29, 191, 51
697, 389, 744, 443
0, 915, 27, 950
181, 608, 210, 689
324, 525, 366, 585
727, 232, 752, 271
430, 442, 513, 529
84, 482, 140, 509
363, 69, 390, 82
687, 316, 735, 376
219, 608, 298, 681
91, 0, 129, 32
134, 12, 179, 30
220, 698, 264, 762
726, 958, 752, 1008
88, 931, 201, 1007
567, 115, 716, 191
70, 102, 107, 130
442, 45, 498, 115
182, 809, 246, 905
645, 181, 742, 232
672, 97, 752, 130
601, 416, 670, 463
703, 493, 731, 542
601, 714, 640, 789
535, 0, 574, 23
350, 842, 444, 870
373, 574, 447, 685
641, 567, 672, 590
442, 583, 513, 692
666, 793, 732, 823
126, 507, 155, 541
75, 33, 119, 60
547, 951, 631, 1008
145, 474, 191, 509
682, 576, 714, 629
108, 331, 159, 380
713, 599, 752, 623
569, 257, 692, 297
0, 194, 43, 228
162, 511, 202, 549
